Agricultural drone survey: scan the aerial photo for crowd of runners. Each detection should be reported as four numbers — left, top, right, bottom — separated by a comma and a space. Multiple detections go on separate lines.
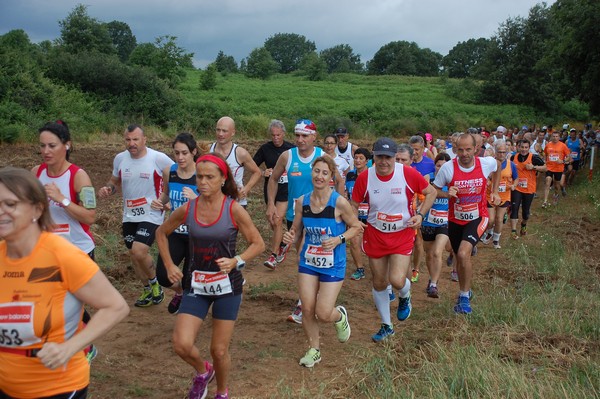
0, 118, 598, 399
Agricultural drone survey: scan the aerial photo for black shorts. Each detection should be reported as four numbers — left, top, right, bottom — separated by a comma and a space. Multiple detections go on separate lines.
545, 171, 563, 181
448, 218, 488, 254
421, 225, 448, 242
0, 387, 88, 399
487, 200, 510, 208
569, 160, 581, 171
122, 222, 159, 249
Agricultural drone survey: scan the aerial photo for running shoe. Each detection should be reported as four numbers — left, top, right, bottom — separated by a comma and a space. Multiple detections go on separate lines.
134, 288, 153, 307
553, 193, 559, 205
214, 390, 229, 399
446, 253, 454, 267
493, 241, 501, 249
450, 270, 459, 282
511, 230, 519, 240
264, 253, 277, 269
397, 293, 412, 321
168, 293, 183, 314
561, 187, 567, 197
389, 289, 396, 302
287, 305, 302, 324
480, 233, 492, 245
542, 201, 550, 209
85, 344, 98, 363
350, 268, 365, 280
520, 225, 527, 236
334, 306, 351, 343
454, 295, 472, 314
410, 270, 419, 283
371, 323, 395, 342
151, 282, 165, 305
426, 282, 439, 298
471, 246, 478, 256
299, 348, 321, 368
275, 243, 291, 264
188, 361, 215, 399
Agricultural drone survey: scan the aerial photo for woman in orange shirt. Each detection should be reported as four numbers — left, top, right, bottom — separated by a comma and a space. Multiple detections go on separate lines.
0, 167, 129, 399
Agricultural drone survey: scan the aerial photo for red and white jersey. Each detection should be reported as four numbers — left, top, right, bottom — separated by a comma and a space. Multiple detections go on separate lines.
112, 148, 174, 224
36, 164, 94, 253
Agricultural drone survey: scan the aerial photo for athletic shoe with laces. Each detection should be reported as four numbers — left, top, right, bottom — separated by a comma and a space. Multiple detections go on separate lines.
275, 243, 291, 264
85, 344, 98, 363
480, 233, 492, 244
446, 253, 453, 267
511, 230, 519, 240
168, 293, 183, 314
410, 270, 419, 283
371, 323, 395, 342
287, 305, 302, 324
426, 282, 439, 298
397, 293, 412, 321
493, 241, 501, 249
454, 295, 472, 314
134, 288, 153, 307
263, 253, 277, 269
520, 225, 527, 236
214, 389, 229, 399
188, 361, 215, 399
542, 201, 550, 209
450, 270, 459, 282
334, 306, 351, 343
389, 289, 396, 302
350, 268, 365, 280
151, 282, 164, 305
299, 348, 321, 367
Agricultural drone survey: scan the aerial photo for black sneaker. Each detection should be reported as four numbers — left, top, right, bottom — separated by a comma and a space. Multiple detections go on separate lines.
168, 293, 182, 314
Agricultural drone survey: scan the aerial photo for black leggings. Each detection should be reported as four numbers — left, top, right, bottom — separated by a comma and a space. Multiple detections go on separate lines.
156, 232, 190, 289
510, 190, 535, 221
0, 387, 87, 399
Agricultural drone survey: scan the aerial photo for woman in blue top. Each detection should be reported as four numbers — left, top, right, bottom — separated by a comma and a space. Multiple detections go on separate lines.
152, 132, 199, 314
283, 156, 362, 368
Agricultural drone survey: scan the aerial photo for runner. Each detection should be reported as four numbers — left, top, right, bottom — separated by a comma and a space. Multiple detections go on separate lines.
432, 133, 501, 314
424, 133, 438, 160
283, 156, 362, 367
346, 148, 372, 281
480, 140, 517, 249
151, 132, 199, 314
351, 138, 436, 342
267, 119, 344, 324
565, 128, 585, 186
209, 116, 262, 208
98, 124, 174, 307
0, 167, 128, 399
334, 127, 356, 170
155, 154, 264, 399
322, 134, 350, 181
252, 120, 295, 269
542, 130, 571, 207
421, 153, 451, 298
32, 120, 99, 361
510, 139, 546, 239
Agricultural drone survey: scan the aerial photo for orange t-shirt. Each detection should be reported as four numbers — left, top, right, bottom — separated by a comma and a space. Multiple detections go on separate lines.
544, 141, 570, 172
487, 160, 513, 203
0, 232, 99, 398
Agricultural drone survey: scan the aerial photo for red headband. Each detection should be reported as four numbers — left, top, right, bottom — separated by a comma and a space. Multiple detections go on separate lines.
196, 154, 228, 178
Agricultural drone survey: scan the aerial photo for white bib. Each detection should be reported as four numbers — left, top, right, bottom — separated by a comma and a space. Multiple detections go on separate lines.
190, 271, 233, 296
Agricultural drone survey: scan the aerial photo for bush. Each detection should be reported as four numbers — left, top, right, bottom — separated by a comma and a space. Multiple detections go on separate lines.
0, 124, 21, 143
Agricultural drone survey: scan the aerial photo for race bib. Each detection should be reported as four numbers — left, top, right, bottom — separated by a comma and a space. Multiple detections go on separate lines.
374, 212, 404, 232
517, 178, 528, 189
571, 151, 579, 160
0, 303, 40, 348
190, 271, 232, 296
53, 224, 71, 239
126, 197, 150, 218
358, 203, 369, 219
174, 224, 188, 234
498, 182, 507, 193
304, 244, 334, 268
454, 203, 479, 221
549, 154, 559, 162
278, 172, 288, 184
427, 209, 448, 225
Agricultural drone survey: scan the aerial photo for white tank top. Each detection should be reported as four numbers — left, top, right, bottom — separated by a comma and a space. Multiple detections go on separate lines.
210, 142, 247, 206
335, 142, 354, 170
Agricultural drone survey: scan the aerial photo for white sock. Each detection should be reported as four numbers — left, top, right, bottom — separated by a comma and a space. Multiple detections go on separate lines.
459, 290, 470, 298
429, 281, 437, 287
398, 278, 411, 298
493, 232, 501, 242
372, 288, 392, 326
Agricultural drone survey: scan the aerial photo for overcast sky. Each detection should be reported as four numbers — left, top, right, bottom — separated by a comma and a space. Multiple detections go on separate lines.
0, 0, 554, 68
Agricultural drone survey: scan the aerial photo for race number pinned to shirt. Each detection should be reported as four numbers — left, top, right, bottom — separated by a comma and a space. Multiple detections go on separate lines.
549, 154, 560, 162
374, 212, 404, 232
358, 203, 369, 219
454, 203, 479, 221
517, 178, 528, 189
53, 224, 71, 239
427, 209, 448, 225
0, 303, 40, 347
498, 182, 507, 193
304, 245, 334, 268
174, 224, 188, 234
191, 271, 232, 296
126, 197, 150, 218
278, 171, 288, 184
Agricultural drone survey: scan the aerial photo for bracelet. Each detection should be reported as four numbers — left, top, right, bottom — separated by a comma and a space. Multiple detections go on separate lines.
416, 212, 424, 220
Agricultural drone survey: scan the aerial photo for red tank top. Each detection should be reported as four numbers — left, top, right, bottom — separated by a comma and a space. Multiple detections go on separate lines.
449, 157, 488, 225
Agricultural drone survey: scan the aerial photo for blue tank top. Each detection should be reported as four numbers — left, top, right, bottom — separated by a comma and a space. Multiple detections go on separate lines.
422, 186, 449, 227
168, 164, 197, 234
285, 147, 323, 221
566, 137, 581, 160
299, 191, 346, 279
185, 196, 243, 295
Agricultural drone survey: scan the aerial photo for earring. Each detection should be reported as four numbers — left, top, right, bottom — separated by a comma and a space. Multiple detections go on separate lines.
66, 145, 70, 150
32, 218, 37, 223
221, 182, 225, 187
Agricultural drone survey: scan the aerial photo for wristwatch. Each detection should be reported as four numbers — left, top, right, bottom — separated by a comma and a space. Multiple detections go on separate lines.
339, 234, 346, 244
235, 255, 246, 271
61, 198, 71, 207
416, 211, 424, 220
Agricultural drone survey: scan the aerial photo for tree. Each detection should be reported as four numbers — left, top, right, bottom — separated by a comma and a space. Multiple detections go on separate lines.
57, 4, 115, 55
105, 20, 137, 62
200, 63, 217, 90
264, 33, 316, 73
320, 44, 363, 73
367, 41, 441, 76
214, 50, 238, 74
129, 35, 194, 85
299, 52, 327, 81
245, 47, 278, 79
441, 38, 490, 78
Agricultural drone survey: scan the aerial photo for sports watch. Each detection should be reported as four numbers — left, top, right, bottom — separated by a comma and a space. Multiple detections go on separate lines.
61, 198, 71, 207
235, 255, 246, 271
